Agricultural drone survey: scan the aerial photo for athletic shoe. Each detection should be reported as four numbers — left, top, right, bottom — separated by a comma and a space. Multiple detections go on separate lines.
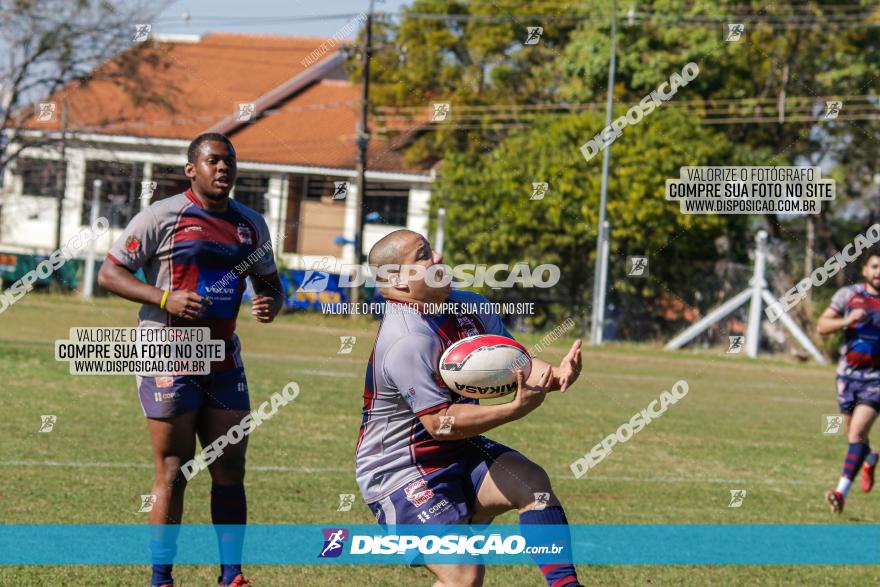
826, 489, 845, 514
862, 456, 877, 493
218, 576, 252, 587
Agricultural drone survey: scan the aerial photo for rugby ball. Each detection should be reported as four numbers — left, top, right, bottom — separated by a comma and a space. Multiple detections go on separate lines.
439, 335, 532, 399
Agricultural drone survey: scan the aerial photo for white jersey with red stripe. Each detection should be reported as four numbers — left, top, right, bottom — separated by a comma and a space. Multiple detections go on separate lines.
354, 290, 511, 504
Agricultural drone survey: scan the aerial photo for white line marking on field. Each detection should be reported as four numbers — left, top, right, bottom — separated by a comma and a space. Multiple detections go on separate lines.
243, 351, 361, 364
0, 460, 349, 473
765, 396, 828, 405
563, 474, 818, 486
0, 460, 821, 485
299, 369, 359, 378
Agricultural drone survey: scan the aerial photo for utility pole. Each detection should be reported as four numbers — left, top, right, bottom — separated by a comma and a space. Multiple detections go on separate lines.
589, 0, 617, 345
54, 100, 68, 251
435, 207, 446, 254
351, 0, 374, 305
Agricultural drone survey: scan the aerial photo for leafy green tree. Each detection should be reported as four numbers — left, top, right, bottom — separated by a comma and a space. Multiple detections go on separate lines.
435, 108, 750, 334
559, 0, 880, 272
357, 0, 880, 338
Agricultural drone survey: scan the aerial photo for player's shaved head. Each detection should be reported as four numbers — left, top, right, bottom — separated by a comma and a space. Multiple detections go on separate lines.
367, 230, 450, 304
368, 229, 422, 268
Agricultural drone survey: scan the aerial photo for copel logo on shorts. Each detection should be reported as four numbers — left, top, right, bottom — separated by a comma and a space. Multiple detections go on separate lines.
427, 499, 450, 515
404, 479, 434, 507
153, 391, 178, 402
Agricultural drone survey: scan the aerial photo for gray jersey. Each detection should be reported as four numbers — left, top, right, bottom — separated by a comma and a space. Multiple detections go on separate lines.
354, 290, 510, 504
107, 189, 276, 342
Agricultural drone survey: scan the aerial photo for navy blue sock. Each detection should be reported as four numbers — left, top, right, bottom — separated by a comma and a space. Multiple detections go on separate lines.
843, 442, 871, 480
150, 524, 180, 586
150, 565, 174, 587
520, 505, 579, 587
211, 483, 247, 585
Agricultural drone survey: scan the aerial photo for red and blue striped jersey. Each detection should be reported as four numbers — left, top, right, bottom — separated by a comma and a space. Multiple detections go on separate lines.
107, 189, 277, 357
831, 284, 880, 380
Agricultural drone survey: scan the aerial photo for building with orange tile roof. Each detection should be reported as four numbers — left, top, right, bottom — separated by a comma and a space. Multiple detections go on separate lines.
1, 32, 435, 271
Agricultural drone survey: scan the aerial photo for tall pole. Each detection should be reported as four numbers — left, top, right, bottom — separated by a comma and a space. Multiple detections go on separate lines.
745, 230, 768, 358
590, 0, 617, 345
82, 179, 101, 300
435, 207, 446, 254
54, 101, 68, 251
351, 0, 374, 305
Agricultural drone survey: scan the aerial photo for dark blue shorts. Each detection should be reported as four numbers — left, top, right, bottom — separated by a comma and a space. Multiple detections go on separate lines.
836, 376, 880, 414
137, 337, 249, 418
368, 436, 517, 526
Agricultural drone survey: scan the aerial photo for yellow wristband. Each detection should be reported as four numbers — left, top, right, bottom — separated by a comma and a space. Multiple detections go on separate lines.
159, 290, 170, 310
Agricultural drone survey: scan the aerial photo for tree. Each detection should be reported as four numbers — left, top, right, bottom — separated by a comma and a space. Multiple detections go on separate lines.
365, 0, 880, 338
362, 0, 586, 167
435, 108, 750, 334
0, 0, 175, 170
558, 0, 880, 280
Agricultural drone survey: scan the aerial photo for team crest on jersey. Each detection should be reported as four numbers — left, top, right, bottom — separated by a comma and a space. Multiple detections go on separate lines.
456, 315, 479, 337
125, 236, 140, 253
404, 479, 434, 507
236, 224, 253, 245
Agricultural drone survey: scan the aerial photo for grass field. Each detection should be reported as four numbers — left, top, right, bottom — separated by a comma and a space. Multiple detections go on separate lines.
2, 293, 878, 586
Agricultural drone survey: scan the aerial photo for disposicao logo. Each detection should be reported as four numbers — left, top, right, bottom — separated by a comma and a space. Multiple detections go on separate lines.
319, 528, 348, 558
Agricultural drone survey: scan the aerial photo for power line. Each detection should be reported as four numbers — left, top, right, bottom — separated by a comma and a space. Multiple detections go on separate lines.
372, 95, 880, 129
150, 13, 362, 25
147, 8, 880, 29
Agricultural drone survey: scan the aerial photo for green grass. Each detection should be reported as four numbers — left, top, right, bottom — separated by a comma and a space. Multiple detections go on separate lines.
0, 293, 875, 585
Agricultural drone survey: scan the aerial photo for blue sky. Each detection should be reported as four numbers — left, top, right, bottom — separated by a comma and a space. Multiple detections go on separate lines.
153, 0, 412, 37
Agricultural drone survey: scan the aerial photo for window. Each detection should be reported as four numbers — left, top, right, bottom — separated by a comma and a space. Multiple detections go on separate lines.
151, 164, 191, 202
18, 158, 65, 197
363, 182, 409, 226
233, 174, 270, 214
81, 161, 143, 228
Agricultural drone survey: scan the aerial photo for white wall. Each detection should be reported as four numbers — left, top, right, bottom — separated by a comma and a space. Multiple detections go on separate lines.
0, 146, 434, 271
406, 186, 431, 238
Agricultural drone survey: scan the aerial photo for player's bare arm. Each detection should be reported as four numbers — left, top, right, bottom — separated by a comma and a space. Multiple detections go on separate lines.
419, 368, 553, 440
249, 271, 284, 323
97, 260, 211, 320
817, 307, 867, 335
